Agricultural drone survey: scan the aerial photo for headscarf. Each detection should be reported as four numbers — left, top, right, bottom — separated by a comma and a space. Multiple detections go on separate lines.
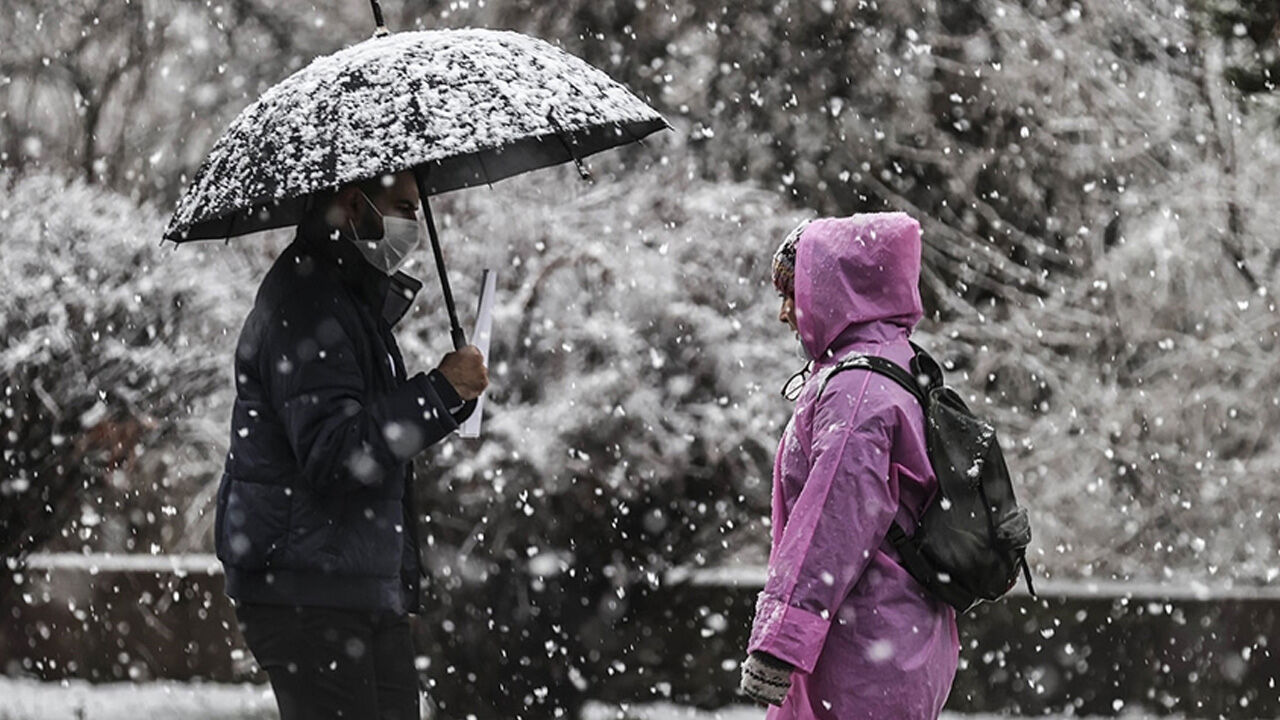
771, 219, 811, 296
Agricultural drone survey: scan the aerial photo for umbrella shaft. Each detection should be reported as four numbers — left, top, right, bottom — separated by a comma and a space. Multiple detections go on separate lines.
414, 168, 467, 350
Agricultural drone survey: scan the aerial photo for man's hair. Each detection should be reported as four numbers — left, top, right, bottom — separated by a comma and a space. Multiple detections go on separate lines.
313, 174, 396, 207
302, 174, 399, 233
355, 173, 397, 198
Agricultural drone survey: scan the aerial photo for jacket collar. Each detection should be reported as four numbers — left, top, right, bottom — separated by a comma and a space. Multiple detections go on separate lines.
297, 227, 422, 327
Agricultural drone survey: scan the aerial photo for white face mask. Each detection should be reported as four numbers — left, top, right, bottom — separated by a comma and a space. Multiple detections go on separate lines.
349, 190, 424, 275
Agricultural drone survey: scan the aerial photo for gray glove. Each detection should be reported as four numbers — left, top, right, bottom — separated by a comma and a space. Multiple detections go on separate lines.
739, 651, 794, 706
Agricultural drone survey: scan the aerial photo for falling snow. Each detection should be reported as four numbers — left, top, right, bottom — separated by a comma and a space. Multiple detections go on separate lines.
4, 0, 1280, 717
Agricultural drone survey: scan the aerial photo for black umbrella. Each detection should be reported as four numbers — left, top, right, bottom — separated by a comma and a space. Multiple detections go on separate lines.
164, 11, 667, 348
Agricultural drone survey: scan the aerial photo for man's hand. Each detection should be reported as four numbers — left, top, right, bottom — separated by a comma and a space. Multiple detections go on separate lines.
739, 651, 794, 706
436, 345, 489, 401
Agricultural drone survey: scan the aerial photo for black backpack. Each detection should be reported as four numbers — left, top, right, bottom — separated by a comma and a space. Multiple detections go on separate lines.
819, 343, 1036, 612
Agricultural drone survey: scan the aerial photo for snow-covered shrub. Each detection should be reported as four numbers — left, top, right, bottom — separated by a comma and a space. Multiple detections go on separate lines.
0, 172, 249, 562
941, 126, 1280, 586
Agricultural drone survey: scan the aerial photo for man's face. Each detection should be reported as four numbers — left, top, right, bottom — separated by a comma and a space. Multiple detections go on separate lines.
339, 171, 420, 239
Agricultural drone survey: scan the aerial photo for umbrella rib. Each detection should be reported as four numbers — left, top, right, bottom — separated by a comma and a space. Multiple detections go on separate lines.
470, 50, 593, 179
619, 118, 660, 147
475, 150, 494, 188
547, 109, 592, 180
223, 208, 237, 245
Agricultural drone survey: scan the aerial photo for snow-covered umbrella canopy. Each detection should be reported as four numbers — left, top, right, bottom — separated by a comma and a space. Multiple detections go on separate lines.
163, 29, 668, 242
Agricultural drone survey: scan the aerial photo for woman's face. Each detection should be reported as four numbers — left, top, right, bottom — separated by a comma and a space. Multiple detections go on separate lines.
777, 294, 798, 334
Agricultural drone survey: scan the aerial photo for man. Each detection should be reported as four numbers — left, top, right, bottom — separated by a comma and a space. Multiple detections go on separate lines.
215, 170, 488, 719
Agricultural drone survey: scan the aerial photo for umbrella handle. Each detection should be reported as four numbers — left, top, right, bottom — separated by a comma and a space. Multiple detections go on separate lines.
413, 167, 468, 350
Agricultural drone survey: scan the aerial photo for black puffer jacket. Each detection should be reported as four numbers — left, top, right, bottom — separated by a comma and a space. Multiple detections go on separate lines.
215, 228, 468, 614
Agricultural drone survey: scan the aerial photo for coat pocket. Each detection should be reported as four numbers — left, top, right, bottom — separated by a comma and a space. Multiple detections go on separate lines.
281, 489, 341, 572
217, 479, 292, 570
330, 498, 404, 577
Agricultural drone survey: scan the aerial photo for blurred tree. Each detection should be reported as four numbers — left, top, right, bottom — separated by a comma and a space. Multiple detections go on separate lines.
471, 0, 1220, 311
0, 2, 165, 183
1, 0, 1215, 307
0, 1, 364, 199
1205, 0, 1280, 93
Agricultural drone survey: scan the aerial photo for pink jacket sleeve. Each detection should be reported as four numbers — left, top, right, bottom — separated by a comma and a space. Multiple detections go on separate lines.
747, 372, 899, 672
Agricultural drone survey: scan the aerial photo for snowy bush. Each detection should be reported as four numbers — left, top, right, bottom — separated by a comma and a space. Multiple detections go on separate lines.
943, 127, 1280, 586
0, 172, 250, 562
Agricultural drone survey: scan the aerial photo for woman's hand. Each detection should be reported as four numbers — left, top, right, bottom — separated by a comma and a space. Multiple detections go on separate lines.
739, 651, 794, 706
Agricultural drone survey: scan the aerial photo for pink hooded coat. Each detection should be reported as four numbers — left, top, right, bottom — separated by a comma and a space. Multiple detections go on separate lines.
747, 213, 959, 719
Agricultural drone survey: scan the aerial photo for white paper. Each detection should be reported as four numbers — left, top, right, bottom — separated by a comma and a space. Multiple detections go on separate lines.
458, 269, 496, 438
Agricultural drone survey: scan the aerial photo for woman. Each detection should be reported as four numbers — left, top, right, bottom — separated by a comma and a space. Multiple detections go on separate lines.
739, 212, 959, 719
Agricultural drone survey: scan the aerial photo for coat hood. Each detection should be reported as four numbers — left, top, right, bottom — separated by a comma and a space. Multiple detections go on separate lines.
794, 212, 924, 360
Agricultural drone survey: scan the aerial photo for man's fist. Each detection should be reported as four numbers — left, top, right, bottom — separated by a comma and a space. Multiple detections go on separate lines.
436, 345, 489, 401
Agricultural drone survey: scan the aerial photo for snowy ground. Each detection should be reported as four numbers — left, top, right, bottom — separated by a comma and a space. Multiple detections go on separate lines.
0, 678, 276, 720
0, 678, 1211, 720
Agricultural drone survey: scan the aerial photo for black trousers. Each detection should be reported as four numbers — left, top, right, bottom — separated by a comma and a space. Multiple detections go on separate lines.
236, 603, 420, 720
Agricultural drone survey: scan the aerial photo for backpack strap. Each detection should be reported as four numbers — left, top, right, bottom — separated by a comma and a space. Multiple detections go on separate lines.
885, 523, 937, 582
818, 352, 928, 407
819, 350, 950, 601
909, 342, 945, 389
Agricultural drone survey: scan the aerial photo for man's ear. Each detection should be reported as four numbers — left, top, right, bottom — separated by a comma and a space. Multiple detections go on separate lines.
325, 185, 363, 231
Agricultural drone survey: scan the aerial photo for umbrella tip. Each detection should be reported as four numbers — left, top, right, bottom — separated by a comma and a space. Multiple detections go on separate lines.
369, 0, 391, 37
